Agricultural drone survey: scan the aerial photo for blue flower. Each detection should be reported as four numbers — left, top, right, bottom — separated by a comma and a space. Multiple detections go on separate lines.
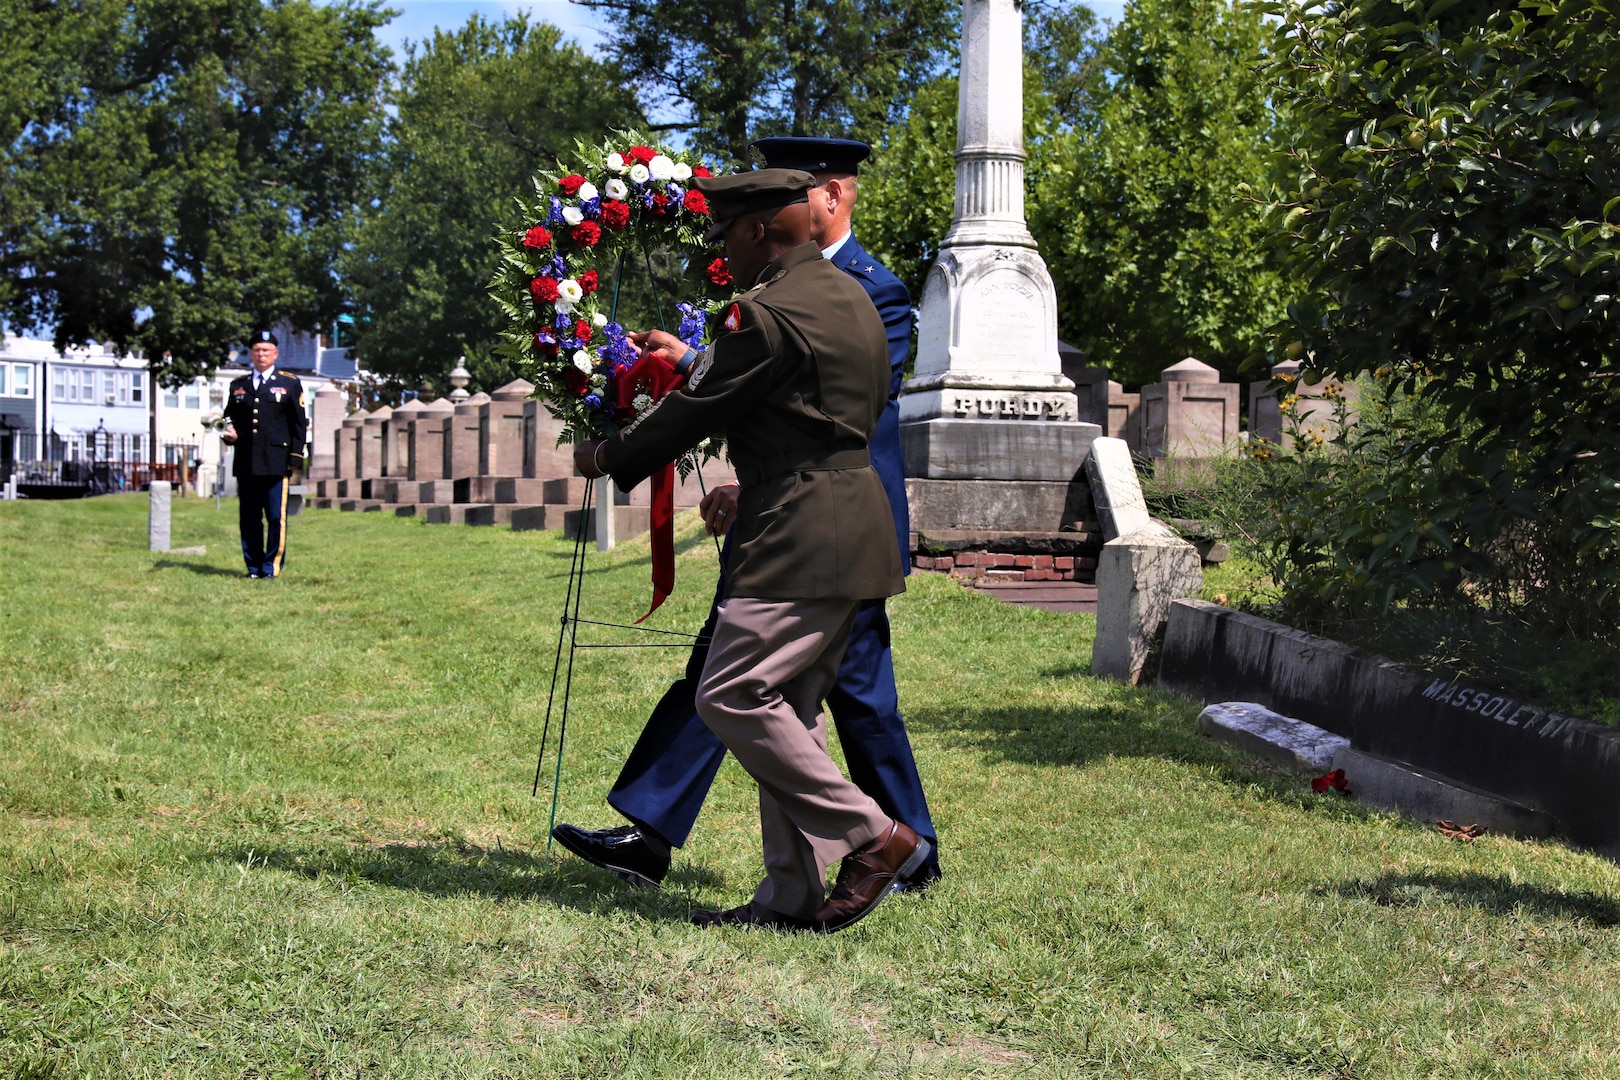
581, 197, 602, 220
548, 196, 565, 226
583, 392, 603, 411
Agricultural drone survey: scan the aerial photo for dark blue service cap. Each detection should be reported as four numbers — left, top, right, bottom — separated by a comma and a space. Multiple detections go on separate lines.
749, 137, 872, 175
250, 329, 279, 347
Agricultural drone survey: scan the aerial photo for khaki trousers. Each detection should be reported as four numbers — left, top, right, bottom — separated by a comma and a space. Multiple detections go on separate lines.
696, 596, 892, 921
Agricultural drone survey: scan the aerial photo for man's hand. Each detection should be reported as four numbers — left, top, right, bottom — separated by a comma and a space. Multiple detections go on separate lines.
629, 329, 689, 367
221, 423, 237, 445
574, 439, 606, 478
699, 483, 739, 536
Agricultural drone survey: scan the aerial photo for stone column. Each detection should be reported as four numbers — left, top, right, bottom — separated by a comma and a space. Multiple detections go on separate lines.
409, 397, 455, 503
357, 404, 391, 482
1140, 358, 1240, 462
336, 414, 363, 495
308, 385, 345, 480
446, 391, 489, 501
385, 399, 424, 477
523, 399, 576, 479
479, 379, 533, 476
898, 0, 1098, 531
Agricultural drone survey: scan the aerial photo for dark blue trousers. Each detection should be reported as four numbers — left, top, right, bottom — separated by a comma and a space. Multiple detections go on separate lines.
238, 475, 289, 578
607, 560, 940, 878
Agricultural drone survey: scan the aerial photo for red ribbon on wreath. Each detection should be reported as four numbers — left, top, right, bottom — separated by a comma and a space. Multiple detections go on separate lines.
610, 349, 688, 623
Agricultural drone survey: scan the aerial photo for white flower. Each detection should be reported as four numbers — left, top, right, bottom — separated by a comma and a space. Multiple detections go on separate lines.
604, 178, 628, 200
649, 154, 675, 181
577, 181, 598, 202
606, 152, 627, 173
554, 297, 575, 315
672, 162, 693, 181
572, 350, 592, 372
557, 279, 584, 304
628, 163, 650, 184
592, 312, 608, 328
589, 373, 607, 390
562, 205, 584, 226
632, 393, 653, 413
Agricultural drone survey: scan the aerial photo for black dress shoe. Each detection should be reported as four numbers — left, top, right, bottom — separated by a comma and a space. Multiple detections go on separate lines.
551, 822, 670, 889
689, 902, 812, 932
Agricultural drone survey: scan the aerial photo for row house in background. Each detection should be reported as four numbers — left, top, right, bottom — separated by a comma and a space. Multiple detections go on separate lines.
0, 335, 47, 475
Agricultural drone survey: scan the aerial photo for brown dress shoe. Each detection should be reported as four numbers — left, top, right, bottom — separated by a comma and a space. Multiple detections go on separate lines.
689, 901, 812, 932
815, 821, 932, 933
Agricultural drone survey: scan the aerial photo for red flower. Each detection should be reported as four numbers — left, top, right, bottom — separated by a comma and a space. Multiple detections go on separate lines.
564, 368, 589, 394
626, 145, 656, 165
599, 200, 631, 230
571, 221, 602, 247
650, 192, 671, 215
558, 173, 588, 196
691, 165, 713, 178
682, 190, 709, 215
530, 276, 560, 303
579, 269, 600, 295
533, 334, 559, 356
522, 225, 553, 249
575, 319, 593, 342
706, 257, 732, 287
1310, 768, 1350, 794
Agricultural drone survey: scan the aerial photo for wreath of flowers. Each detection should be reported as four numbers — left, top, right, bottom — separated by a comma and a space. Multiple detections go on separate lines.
492, 132, 735, 444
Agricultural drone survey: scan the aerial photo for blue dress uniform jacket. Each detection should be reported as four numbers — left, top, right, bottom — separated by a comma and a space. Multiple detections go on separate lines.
603, 234, 940, 880
224, 370, 308, 578
225, 372, 309, 477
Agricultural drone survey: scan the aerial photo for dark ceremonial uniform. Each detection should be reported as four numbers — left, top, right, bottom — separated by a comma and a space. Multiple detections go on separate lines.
599, 239, 912, 921
603, 231, 939, 882
225, 368, 308, 578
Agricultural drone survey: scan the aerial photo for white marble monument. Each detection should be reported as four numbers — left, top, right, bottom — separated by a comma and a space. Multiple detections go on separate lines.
899, 0, 1098, 529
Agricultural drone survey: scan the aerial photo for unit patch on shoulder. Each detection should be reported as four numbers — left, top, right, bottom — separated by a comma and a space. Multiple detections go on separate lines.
722, 303, 742, 333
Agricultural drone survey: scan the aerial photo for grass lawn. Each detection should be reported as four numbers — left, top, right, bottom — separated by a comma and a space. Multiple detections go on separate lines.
3, 494, 1619, 1078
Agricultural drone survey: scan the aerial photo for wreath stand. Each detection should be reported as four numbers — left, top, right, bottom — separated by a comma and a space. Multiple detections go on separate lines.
529, 253, 724, 850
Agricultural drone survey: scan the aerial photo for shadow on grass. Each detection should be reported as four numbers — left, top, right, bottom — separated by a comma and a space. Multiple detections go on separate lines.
207, 839, 724, 921
904, 689, 1371, 818
1329, 870, 1620, 926
150, 559, 242, 577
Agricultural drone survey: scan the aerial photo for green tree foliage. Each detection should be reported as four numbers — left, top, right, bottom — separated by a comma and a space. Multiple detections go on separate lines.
341, 16, 642, 391
0, 0, 391, 384
1029, 0, 1282, 386
1259, 0, 1620, 637
575, 0, 959, 162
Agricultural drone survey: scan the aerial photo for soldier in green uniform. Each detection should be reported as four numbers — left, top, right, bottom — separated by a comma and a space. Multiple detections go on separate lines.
573, 169, 931, 932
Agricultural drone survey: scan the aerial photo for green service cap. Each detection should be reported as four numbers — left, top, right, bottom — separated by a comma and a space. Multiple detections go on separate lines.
693, 168, 816, 242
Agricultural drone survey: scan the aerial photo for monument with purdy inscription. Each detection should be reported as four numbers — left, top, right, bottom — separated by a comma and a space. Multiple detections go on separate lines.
899, 0, 1099, 532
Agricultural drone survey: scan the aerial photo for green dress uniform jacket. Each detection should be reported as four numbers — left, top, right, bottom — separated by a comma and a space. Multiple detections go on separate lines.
602, 242, 904, 602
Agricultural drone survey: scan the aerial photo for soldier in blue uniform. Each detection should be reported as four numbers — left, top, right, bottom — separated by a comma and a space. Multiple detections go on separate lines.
552, 138, 940, 891
222, 330, 308, 579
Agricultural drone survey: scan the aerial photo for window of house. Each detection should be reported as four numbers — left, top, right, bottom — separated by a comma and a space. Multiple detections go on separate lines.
11, 365, 29, 397
131, 371, 143, 404
163, 388, 179, 408
182, 382, 200, 409
0, 365, 7, 395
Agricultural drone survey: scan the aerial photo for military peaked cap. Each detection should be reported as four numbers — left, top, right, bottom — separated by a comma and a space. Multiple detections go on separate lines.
749, 137, 873, 175
692, 168, 816, 242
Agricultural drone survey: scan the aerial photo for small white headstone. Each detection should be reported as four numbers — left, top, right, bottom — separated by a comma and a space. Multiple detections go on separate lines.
149, 481, 171, 552
594, 474, 615, 552
1085, 437, 1151, 540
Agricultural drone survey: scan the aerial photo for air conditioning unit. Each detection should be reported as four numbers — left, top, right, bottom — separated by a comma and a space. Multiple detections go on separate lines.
105, 392, 116, 405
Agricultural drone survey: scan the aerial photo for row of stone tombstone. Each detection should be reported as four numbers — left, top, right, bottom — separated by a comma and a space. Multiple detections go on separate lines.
1070, 356, 1355, 460
309, 378, 733, 536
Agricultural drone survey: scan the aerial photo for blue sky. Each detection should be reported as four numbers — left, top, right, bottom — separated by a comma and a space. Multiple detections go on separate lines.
371, 1, 1130, 60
